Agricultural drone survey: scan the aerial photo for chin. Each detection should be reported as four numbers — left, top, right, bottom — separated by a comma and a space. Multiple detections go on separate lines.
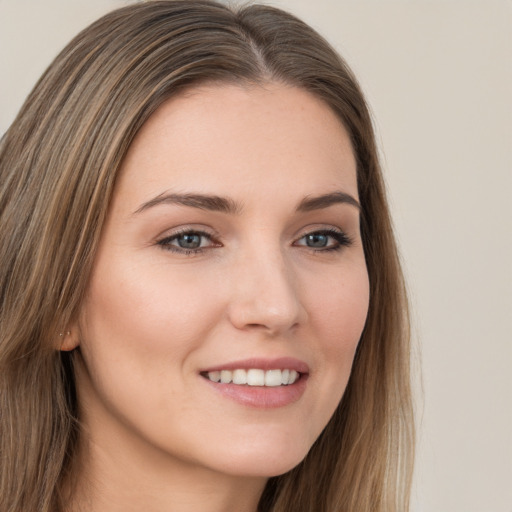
207, 435, 313, 478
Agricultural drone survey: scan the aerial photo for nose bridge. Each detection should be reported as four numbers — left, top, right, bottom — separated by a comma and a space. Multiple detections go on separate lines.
228, 237, 305, 334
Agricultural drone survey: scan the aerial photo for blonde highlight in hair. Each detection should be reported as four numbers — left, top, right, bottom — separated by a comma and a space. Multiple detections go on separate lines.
0, 1, 414, 511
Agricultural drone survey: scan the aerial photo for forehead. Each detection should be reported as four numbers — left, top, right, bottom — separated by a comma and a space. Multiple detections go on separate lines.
114, 82, 358, 211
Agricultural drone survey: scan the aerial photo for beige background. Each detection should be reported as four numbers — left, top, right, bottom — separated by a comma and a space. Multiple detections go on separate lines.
1, 1, 510, 511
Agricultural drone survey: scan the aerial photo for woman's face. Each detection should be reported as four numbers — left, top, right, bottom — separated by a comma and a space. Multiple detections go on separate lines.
74, 83, 369, 479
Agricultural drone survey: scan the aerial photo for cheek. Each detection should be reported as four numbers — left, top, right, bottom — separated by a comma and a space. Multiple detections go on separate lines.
75, 260, 221, 433
79, 258, 221, 357
304, 261, 369, 411
310, 261, 370, 347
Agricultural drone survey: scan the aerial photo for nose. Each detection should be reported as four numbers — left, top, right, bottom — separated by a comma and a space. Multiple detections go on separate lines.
227, 246, 307, 336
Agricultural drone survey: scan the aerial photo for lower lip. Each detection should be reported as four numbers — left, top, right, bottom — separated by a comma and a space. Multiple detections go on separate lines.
201, 375, 308, 409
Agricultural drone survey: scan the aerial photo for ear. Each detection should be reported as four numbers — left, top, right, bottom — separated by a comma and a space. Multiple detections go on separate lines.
59, 328, 80, 351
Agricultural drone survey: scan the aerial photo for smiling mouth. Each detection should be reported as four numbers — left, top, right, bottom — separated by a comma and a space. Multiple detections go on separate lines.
202, 369, 301, 387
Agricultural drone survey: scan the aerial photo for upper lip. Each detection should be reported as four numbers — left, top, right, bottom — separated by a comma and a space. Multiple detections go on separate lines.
200, 357, 310, 374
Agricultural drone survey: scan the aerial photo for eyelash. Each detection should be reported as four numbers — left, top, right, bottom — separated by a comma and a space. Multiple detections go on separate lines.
156, 228, 353, 255
294, 228, 353, 252
157, 228, 219, 255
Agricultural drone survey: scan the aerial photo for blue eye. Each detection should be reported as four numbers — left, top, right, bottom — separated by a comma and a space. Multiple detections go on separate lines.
304, 233, 330, 248
296, 229, 352, 251
176, 233, 203, 249
157, 230, 215, 254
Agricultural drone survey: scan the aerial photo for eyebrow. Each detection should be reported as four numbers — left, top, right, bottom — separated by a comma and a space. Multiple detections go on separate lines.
134, 192, 242, 215
134, 190, 360, 215
296, 191, 361, 212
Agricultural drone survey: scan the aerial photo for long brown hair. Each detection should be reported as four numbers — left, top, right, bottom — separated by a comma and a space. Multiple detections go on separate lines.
0, 1, 414, 510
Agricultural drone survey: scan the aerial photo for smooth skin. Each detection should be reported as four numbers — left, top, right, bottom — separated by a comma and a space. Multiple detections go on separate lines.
66, 83, 370, 512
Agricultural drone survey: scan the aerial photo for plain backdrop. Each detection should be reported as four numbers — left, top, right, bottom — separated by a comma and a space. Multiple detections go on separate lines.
1, 1, 511, 511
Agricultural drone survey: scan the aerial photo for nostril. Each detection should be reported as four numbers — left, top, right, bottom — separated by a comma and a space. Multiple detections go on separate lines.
226, 262, 307, 333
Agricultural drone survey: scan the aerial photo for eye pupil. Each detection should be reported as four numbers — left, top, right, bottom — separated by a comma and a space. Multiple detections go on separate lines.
178, 233, 201, 249
306, 233, 328, 248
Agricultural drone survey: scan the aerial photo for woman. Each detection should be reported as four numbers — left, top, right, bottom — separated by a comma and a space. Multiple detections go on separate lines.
0, 1, 414, 511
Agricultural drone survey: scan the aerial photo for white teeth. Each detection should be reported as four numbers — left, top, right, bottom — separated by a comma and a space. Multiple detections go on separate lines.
206, 369, 300, 386
288, 370, 298, 385
232, 369, 247, 385
208, 371, 221, 383
220, 370, 231, 384
247, 369, 265, 386
265, 369, 282, 387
